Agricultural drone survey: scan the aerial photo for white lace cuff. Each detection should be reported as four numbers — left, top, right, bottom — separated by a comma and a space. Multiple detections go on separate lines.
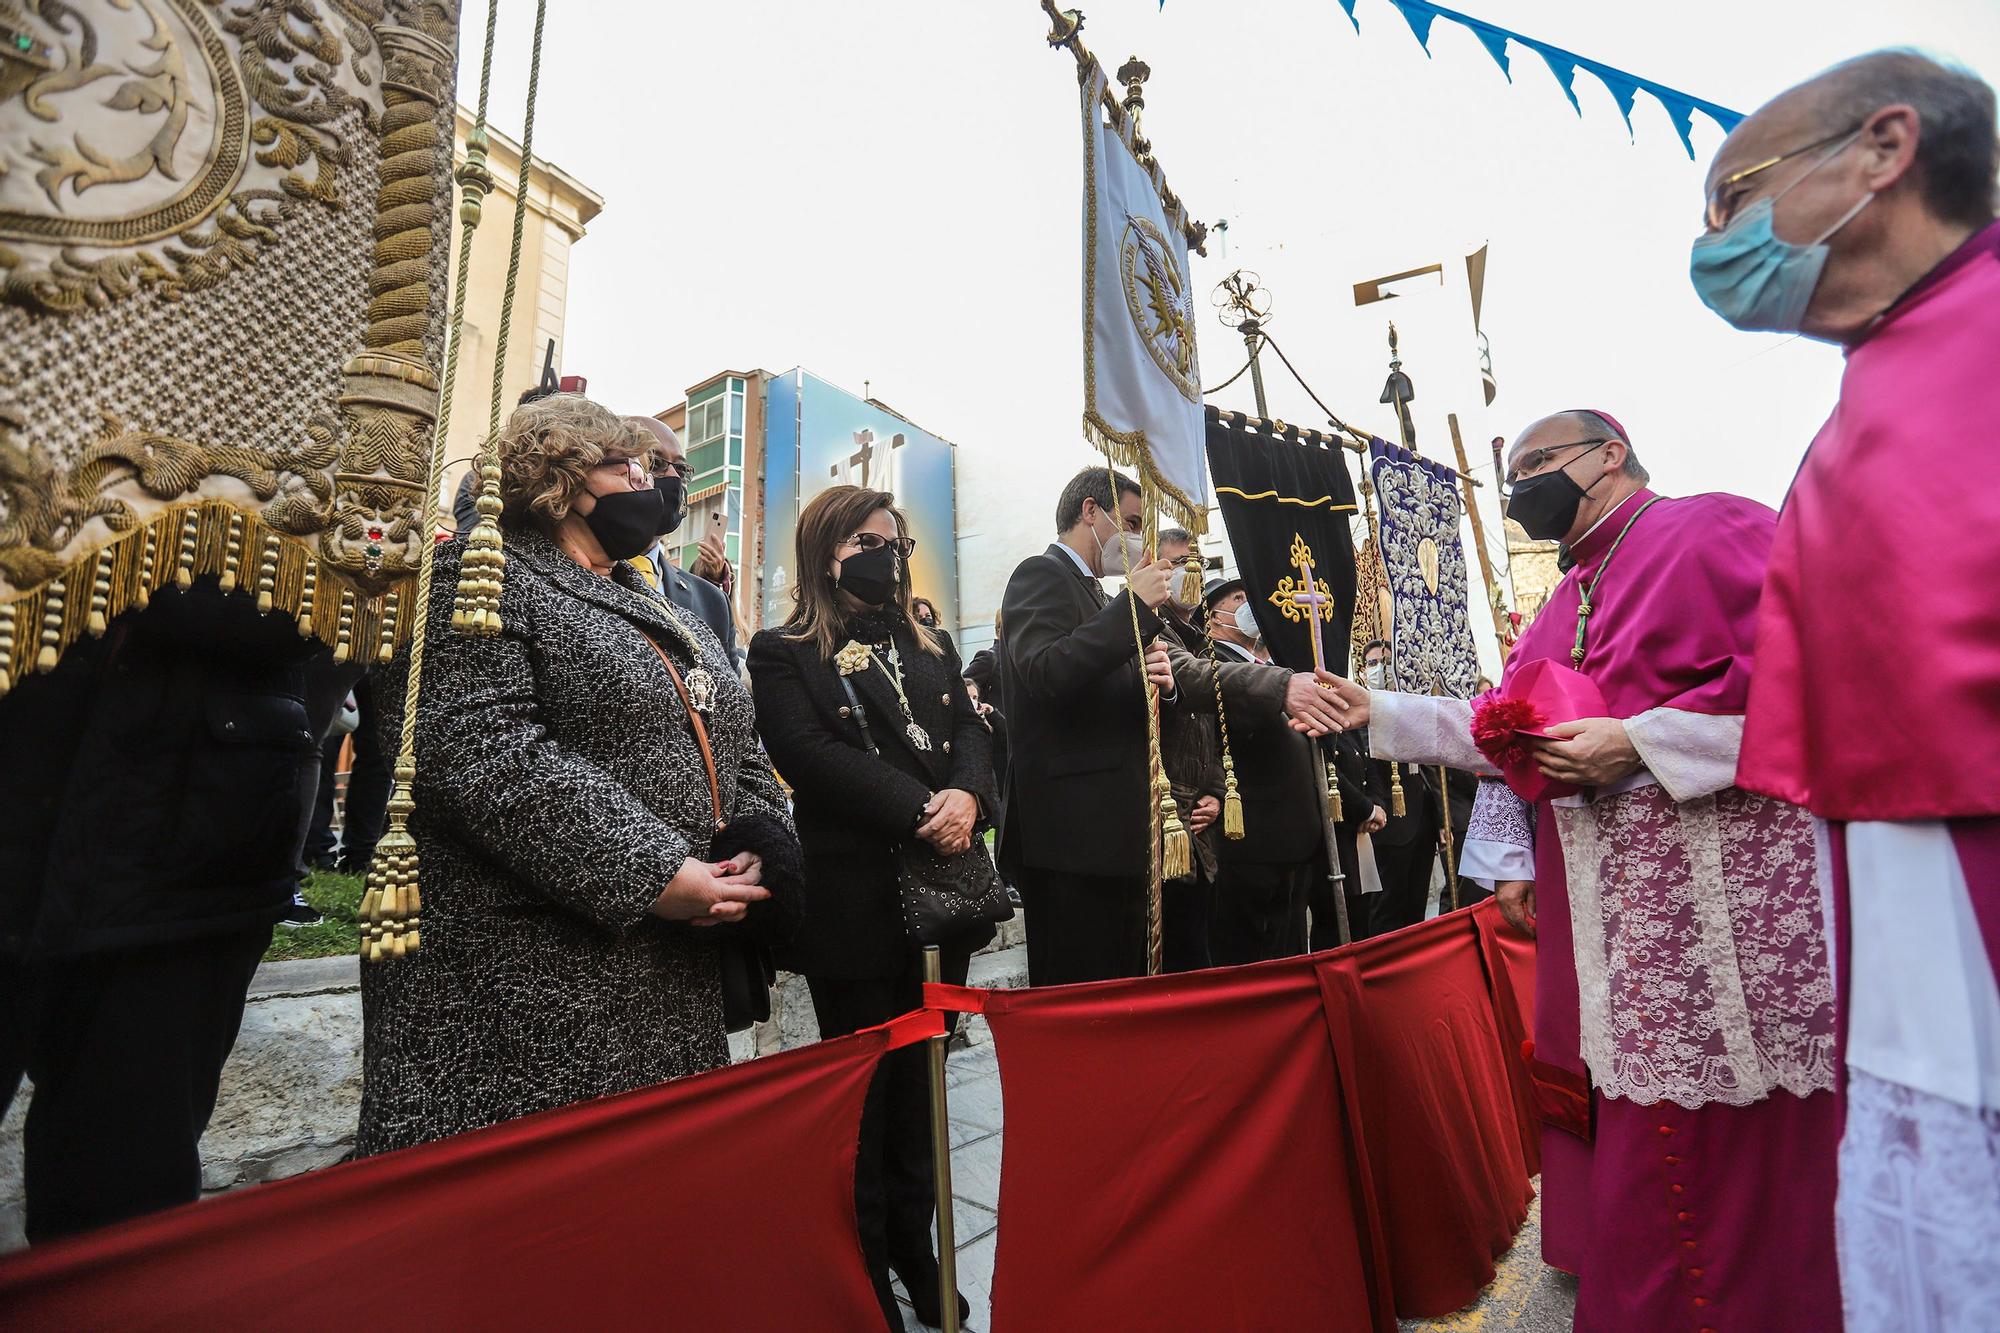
1367, 692, 1497, 774
1624, 708, 1744, 803
1460, 779, 1534, 886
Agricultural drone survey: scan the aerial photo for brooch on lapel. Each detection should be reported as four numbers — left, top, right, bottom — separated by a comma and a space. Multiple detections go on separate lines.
834, 640, 872, 676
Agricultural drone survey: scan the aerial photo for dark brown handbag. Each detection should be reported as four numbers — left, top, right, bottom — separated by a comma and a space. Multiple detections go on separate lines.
836, 673, 1014, 946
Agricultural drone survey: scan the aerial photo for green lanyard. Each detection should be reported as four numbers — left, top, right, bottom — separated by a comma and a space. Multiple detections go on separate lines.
1572, 498, 1663, 668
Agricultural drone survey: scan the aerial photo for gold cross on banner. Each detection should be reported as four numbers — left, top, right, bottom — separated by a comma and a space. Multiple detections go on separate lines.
1268, 532, 1338, 673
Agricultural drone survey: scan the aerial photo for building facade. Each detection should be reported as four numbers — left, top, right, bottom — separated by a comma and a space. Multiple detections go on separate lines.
437, 106, 604, 516
655, 370, 961, 641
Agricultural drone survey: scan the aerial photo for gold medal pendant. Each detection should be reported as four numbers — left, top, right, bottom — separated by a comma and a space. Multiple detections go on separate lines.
684, 666, 717, 713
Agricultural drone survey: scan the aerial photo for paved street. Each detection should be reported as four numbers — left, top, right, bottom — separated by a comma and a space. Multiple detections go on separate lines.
902, 1015, 1576, 1332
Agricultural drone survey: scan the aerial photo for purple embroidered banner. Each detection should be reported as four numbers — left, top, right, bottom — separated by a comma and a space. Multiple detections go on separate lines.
1367, 439, 1479, 699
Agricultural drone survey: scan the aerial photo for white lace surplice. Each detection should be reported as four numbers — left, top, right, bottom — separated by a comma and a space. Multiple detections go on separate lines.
1836, 821, 2000, 1332
1368, 691, 1835, 1110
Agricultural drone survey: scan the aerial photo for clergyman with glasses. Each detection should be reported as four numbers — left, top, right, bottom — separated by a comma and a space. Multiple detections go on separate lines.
1319, 410, 1840, 1328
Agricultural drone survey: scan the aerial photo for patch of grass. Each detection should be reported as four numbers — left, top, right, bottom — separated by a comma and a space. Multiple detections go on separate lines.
262, 870, 366, 962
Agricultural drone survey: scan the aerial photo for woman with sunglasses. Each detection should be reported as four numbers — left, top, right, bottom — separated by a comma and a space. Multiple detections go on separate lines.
748, 485, 998, 1330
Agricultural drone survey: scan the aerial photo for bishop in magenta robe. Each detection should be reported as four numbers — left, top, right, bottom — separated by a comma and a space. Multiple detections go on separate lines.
1337, 415, 1840, 1331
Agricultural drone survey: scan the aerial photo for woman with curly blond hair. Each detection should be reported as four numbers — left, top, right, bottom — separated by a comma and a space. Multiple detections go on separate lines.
358, 393, 801, 1153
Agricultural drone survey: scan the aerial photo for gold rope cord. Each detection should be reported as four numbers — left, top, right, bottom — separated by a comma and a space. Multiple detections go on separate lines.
453, 0, 550, 637
1208, 637, 1245, 840
359, 0, 505, 963
1104, 467, 1183, 976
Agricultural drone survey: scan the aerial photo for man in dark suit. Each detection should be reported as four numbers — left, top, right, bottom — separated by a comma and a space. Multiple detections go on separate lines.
1358, 639, 1445, 935
997, 468, 1345, 985
1153, 530, 1222, 972
1200, 578, 1329, 963
628, 416, 736, 661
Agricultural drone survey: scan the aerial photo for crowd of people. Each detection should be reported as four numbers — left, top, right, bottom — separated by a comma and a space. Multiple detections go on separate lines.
0, 44, 1993, 1333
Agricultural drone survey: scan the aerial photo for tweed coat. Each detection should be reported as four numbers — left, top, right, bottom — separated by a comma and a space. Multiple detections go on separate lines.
357, 525, 799, 1155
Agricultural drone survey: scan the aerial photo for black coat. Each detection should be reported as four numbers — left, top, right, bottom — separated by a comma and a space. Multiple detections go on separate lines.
1371, 756, 1444, 847
749, 616, 999, 981
995, 545, 1289, 880
0, 578, 327, 959
1206, 638, 1325, 867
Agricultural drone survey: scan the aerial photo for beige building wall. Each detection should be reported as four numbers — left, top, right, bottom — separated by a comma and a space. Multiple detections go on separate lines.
435, 106, 605, 526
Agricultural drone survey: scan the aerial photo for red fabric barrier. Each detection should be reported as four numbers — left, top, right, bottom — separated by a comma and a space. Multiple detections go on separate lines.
1470, 899, 1544, 1174
0, 1030, 890, 1332
977, 959, 1395, 1333
1319, 910, 1535, 1318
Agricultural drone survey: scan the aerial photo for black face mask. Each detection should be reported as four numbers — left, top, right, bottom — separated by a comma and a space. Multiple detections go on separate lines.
835, 544, 900, 607
1504, 443, 1608, 543
582, 487, 667, 562
653, 474, 686, 536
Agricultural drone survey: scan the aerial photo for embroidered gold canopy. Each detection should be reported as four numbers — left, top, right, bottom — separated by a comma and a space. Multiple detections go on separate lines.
0, 0, 460, 691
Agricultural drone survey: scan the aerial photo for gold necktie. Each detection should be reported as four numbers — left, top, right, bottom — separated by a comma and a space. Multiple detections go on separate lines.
626, 557, 663, 595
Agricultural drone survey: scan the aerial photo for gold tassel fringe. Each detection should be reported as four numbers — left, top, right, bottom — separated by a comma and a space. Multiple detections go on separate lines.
360, 771, 423, 962
1326, 766, 1343, 823
1222, 754, 1246, 840
0, 501, 413, 695
1175, 554, 1204, 607
452, 459, 506, 636
1160, 783, 1192, 880
1390, 763, 1407, 817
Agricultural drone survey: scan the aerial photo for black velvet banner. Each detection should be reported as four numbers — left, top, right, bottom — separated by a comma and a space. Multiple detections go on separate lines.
1204, 407, 1359, 677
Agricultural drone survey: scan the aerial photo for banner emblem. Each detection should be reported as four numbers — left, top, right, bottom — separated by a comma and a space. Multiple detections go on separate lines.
1119, 215, 1198, 400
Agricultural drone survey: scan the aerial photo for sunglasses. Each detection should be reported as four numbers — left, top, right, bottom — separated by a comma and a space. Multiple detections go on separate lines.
846, 532, 916, 558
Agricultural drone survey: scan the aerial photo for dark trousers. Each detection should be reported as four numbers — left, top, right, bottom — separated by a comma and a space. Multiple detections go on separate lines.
807, 944, 972, 1331
1209, 859, 1313, 966
1018, 868, 1146, 985
1309, 831, 1369, 950
0, 925, 271, 1243
304, 673, 392, 873
1162, 869, 1214, 973
1368, 829, 1440, 936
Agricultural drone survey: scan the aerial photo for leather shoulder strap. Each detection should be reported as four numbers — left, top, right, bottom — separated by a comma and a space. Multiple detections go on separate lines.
644, 635, 723, 831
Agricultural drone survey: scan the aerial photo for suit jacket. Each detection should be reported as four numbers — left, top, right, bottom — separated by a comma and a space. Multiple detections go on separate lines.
1208, 638, 1328, 867
749, 617, 999, 980
996, 545, 1289, 879
644, 548, 737, 664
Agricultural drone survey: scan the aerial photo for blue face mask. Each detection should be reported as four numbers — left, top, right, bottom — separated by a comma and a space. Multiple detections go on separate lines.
1689, 136, 1872, 334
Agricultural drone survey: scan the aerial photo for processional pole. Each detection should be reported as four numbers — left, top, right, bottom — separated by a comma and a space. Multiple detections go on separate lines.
922, 946, 961, 1333
1360, 324, 1408, 816
1449, 413, 1512, 664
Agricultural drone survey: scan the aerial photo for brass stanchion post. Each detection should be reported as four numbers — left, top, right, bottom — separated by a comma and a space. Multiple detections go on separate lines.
923, 945, 961, 1333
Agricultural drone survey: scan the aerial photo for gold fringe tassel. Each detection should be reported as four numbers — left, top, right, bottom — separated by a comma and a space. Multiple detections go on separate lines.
1160, 772, 1191, 880
1390, 763, 1407, 817
1222, 753, 1245, 839
1325, 767, 1343, 823
1175, 553, 1204, 606
0, 501, 415, 696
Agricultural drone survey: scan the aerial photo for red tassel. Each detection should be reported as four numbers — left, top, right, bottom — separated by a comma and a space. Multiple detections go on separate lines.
1520, 1038, 1536, 1064
1472, 695, 1545, 768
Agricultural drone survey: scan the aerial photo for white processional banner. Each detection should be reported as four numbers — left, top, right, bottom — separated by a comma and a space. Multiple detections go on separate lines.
1078, 67, 1207, 533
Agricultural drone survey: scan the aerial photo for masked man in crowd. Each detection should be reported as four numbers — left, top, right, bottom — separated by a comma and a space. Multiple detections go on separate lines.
997, 468, 1346, 985
623, 416, 735, 661
1200, 577, 1335, 963
1324, 411, 1840, 1331
1696, 51, 2000, 1325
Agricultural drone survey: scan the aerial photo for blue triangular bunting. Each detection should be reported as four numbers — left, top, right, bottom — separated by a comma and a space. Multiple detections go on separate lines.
1529, 40, 1583, 114
1471, 25, 1512, 81
1332, 1, 1742, 155
1590, 63, 1641, 136
1659, 93, 1700, 158
1389, 0, 1439, 54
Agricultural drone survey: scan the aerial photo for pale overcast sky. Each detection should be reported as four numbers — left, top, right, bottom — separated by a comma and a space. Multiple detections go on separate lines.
457, 0, 1998, 637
